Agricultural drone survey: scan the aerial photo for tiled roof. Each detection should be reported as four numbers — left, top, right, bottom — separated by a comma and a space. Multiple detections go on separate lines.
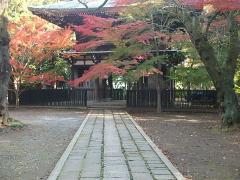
28, 0, 118, 27
29, 0, 115, 10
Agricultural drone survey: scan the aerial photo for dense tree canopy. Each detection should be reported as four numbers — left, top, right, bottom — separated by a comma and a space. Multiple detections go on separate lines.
3, 0, 74, 107
1, 0, 239, 126
128, 0, 240, 126
70, 0, 240, 126
9, 16, 73, 107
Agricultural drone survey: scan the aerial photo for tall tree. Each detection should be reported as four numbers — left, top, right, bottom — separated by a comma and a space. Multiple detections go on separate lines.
9, 16, 73, 107
75, 0, 240, 126
168, 0, 240, 126
0, 0, 10, 125
65, 15, 164, 86
115, 0, 240, 127
67, 5, 181, 113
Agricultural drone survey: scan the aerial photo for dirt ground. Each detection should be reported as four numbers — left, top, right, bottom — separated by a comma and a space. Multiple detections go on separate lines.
131, 111, 240, 180
0, 108, 87, 180
1, 108, 239, 180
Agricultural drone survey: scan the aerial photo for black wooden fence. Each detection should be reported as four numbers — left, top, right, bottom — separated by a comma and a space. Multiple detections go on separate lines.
85, 89, 126, 101
8, 88, 125, 107
238, 93, 240, 105
9, 89, 87, 106
8, 88, 220, 111
112, 89, 125, 100
127, 89, 218, 111
127, 89, 157, 107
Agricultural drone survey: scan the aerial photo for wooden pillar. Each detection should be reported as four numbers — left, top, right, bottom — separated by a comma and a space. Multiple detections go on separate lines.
108, 75, 113, 99
95, 78, 100, 101
102, 79, 107, 99
70, 66, 78, 81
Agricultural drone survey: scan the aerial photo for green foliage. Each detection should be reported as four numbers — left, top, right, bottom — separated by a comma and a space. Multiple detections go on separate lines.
235, 58, 240, 93
171, 64, 214, 89
109, 40, 155, 82
111, 43, 151, 62
6, 0, 58, 20
39, 56, 71, 79
7, 0, 72, 90
112, 75, 127, 89
119, 0, 163, 22
125, 55, 165, 80
172, 40, 214, 89
8, 118, 25, 129
114, 2, 214, 89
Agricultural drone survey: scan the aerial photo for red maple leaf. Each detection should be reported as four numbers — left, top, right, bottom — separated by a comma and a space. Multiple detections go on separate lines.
69, 63, 125, 87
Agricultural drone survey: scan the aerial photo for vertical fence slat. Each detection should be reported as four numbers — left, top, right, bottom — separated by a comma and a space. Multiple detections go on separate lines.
125, 89, 218, 111
9, 89, 88, 107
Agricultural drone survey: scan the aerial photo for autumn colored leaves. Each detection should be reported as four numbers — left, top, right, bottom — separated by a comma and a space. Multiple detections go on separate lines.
9, 16, 73, 86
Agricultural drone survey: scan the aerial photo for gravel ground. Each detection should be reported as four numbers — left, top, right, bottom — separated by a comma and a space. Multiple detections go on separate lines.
132, 111, 240, 180
0, 108, 87, 180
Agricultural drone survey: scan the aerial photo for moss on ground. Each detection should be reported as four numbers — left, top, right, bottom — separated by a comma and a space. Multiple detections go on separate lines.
8, 118, 25, 129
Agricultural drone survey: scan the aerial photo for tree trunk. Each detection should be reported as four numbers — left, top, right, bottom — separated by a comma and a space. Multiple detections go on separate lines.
15, 90, 20, 108
185, 17, 240, 127
0, 15, 10, 125
14, 80, 20, 108
162, 5, 239, 127
218, 76, 240, 127
156, 63, 162, 113
154, 37, 162, 113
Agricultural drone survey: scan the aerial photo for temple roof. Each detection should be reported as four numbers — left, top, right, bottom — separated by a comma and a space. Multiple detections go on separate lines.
29, 0, 115, 9
28, 0, 118, 27
62, 49, 185, 67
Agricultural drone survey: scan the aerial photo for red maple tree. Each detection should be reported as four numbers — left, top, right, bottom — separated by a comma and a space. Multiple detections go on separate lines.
69, 0, 240, 125
69, 63, 124, 86
143, 0, 240, 125
68, 0, 239, 87
9, 16, 73, 107
67, 14, 170, 86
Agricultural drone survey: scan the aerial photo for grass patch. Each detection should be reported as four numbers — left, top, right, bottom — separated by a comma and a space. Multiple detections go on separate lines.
211, 125, 240, 134
8, 118, 25, 129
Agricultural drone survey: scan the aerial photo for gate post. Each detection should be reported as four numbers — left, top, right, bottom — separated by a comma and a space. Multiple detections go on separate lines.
84, 89, 87, 107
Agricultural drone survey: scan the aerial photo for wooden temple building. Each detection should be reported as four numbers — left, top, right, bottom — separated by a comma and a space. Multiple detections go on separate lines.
28, 0, 184, 104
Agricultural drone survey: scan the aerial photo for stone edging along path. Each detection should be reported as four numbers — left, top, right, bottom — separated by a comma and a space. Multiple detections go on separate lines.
47, 110, 185, 180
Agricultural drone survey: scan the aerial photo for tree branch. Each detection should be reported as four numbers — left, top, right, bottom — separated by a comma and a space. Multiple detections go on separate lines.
225, 12, 240, 76
77, 0, 109, 11
205, 13, 219, 34
77, 0, 88, 9
94, 0, 109, 11
169, 5, 222, 87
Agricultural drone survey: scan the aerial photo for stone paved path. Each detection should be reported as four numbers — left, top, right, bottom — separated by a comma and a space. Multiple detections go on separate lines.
48, 110, 184, 180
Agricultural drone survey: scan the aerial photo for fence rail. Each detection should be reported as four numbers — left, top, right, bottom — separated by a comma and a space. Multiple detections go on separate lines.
127, 89, 157, 107
127, 89, 218, 111
112, 89, 125, 100
9, 89, 87, 107
8, 88, 126, 107
238, 93, 240, 105
9, 88, 220, 112
84, 89, 126, 101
